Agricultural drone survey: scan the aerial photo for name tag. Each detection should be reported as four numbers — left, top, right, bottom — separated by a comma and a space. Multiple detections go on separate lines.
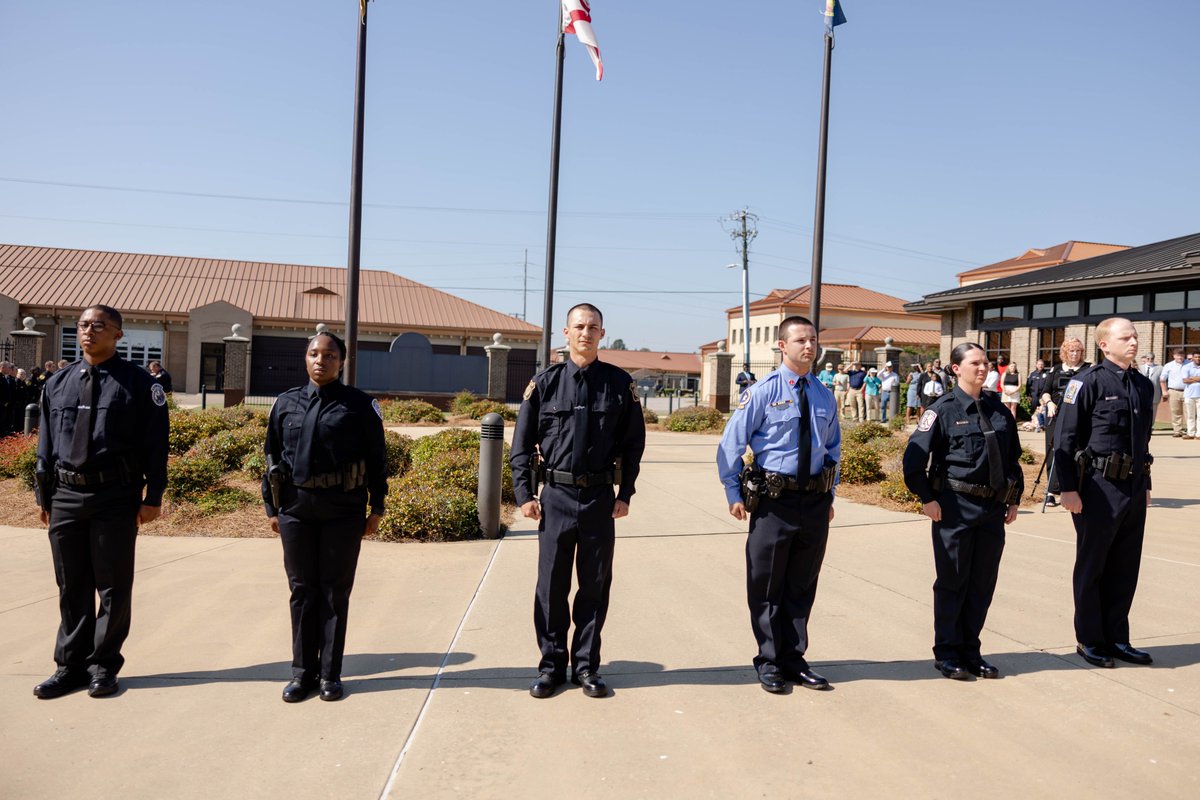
954, 420, 969, 426
769, 400, 793, 409
1103, 395, 1119, 401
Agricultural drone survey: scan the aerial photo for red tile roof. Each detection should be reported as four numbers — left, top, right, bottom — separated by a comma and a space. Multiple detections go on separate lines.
956, 240, 1128, 285
551, 349, 702, 375
819, 325, 940, 346
728, 283, 919, 315
0, 243, 540, 337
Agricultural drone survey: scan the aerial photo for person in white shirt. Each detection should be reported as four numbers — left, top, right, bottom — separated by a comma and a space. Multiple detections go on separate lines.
1182, 351, 1200, 439
879, 362, 900, 423
1160, 349, 1188, 437
983, 362, 1000, 393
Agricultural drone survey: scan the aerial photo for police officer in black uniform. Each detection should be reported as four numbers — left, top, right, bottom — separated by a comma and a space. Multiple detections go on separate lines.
32, 305, 169, 699
263, 331, 387, 702
1043, 337, 1089, 506
148, 361, 173, 394
1054, 317, 1155, 669
903, 342, 1022, 680
510, 303, 646, 699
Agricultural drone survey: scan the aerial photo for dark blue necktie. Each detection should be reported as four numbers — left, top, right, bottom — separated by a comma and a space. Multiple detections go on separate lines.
67, 366, 100, 468
975, 399, 1005, 495
291, 389, 322, 484
572, 370, 589, 475
796, 376, 812, 479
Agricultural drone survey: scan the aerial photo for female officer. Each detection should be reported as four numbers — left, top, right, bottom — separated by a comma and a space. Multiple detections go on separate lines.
902, 342, 1022, 681
263, 332, 387, 703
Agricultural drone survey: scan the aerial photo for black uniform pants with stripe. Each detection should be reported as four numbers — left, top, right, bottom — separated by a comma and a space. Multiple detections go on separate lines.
534, 483, 615, 679
930, 492, 1006, 662
746, 489, 832, 674
1071, 472, 1147, 647
47, 484, 141, 676
277, 489, 365, 682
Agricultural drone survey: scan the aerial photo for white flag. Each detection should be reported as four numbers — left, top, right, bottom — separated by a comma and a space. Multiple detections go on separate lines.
562, 0, 603, 81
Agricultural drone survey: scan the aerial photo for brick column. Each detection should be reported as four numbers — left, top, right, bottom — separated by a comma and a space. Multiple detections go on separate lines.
222, 323, 251, 407
485, 333, 511, 400
9, 317, 46, 372
706, 340, 735, 412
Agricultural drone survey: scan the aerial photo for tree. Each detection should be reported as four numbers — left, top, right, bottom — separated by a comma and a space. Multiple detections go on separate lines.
608, 339, 627, 350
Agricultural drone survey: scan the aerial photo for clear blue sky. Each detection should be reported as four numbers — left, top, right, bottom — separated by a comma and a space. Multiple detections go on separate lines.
2, 1, 1197, 352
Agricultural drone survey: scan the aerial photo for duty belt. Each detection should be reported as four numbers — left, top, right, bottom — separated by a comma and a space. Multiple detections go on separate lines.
55, 465, 127, 489
1087, 453, 1136, 481
931, 475, 997, 499
295, 460, 367, 490
544, 468, 615, 488
763, 471, 830, 494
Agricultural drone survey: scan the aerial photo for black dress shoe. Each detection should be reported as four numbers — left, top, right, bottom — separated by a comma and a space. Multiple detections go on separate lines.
1076, 644, 1115, 668
757, 670, 788, 694
784, 668, 830, 690
529, 672, 564, 699
1110, 643, 1153, 665
966, 659, 1000, 679
33, 668, 90, 699
282, 678, 315, 703
934, 660, 970, 680
88, 673, 120, 698
319, 680, 344, 701
572, 670, 609, 698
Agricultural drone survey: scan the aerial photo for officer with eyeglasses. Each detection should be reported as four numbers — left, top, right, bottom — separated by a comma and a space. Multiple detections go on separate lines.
32, 305, 169, 699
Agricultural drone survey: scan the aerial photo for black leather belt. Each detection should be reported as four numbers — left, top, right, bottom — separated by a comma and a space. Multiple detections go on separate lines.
763, 471, 826, 494
55, 465, 126, 488
1088, 453, 1136, 480
545, 468, 614, 488
931, 475, 997, 499
295, 460, 367, 490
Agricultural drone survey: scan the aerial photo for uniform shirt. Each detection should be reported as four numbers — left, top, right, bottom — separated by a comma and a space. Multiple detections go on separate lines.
1182, 362, 1200, 399
262, 380, 388, 518
901, 386, 1024, 505
151, 369, 173, 394
1053, 359, 1154, 494
37, 355, 170, 505
716, 364, 841, 506
1161, 359, 1188, 390
510, 358, 646, 507
1046, 362, 1090, 406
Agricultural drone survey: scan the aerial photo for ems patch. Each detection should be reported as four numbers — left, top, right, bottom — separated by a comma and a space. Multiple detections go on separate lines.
151, 384, 167, 407
917, 409, 937, 432
372, 399, 383, 419
1063, 380, 1083, 405
523, 380, 536, 401
737, 389, 751, 410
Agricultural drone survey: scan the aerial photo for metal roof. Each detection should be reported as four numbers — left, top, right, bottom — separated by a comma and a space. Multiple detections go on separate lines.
905, 232, 1200, 313
727, 283, 924, 315
0, 243, 541, 336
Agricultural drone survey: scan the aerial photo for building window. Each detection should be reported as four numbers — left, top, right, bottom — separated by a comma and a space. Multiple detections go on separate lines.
1116, 294, 1143, 314
1155, 291, 1186, 311
1031, 302, 1055, 319
1088, 297, 1115, 315
1037, 327, 1065, 367
60, 328, 163, 367
1189, 289, 1200, 309
981, 304, 1024, 323
1165, 320, 1200, 358
984, 330, 1010, 365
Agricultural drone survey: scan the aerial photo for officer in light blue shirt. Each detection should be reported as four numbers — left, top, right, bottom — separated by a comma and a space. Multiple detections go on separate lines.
716, 315, 841, 694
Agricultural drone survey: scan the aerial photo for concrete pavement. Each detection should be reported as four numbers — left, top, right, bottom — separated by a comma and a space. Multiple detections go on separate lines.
2, 429, 1199, 798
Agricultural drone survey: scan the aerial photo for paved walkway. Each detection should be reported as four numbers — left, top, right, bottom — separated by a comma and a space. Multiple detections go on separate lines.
2, 430, 1198, 798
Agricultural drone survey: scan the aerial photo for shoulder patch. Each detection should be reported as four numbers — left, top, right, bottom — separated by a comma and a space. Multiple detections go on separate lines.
737, 389, 751, 409
917, 409, 937, 432
630, 382, 639, 402
371, 399, 383, 419
1063, 379, 1083, 405
523, 379, 536, 401
151, 383, 167, 407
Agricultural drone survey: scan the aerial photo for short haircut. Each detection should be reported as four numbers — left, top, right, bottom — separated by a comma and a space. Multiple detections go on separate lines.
777, 315, 815, 340
566, 303, 603, 325
950, 341, 985, 367
148, 361, 162, 369
1095, 316, 1133, 346
1172, 348, 1184, 356
308, 331, 347, 359
82, 304, 123, 329
1059, 336, 1084, 361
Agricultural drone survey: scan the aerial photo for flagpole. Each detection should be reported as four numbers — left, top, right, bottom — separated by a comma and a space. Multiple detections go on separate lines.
344, 0, 369, 386
809, 28, 834, 341
539, 20, 566, 372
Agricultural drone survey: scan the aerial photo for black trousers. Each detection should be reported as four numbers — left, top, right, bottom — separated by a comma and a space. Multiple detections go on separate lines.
534, 483, 615, 678
746, 489, 832, 674
277, 489, 365, 682
930, 492, 1006, 662
47, 484, 141, 676
1045, 418, 1062, 495
1071, 472, 1147, 646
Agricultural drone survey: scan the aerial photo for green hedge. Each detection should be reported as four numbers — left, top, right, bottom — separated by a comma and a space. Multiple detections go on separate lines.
664, 405, 726, 432
879, 474, 922, 511
166, 454, 226, 503
843, 421, 892, 445
642, 406, 659, 425
465, 399, 518, 422
384, 430, 414, 477
410, 428, 513, 502
839, 443, 884, 484
450, 389, 479, 415
376, 474, 479, 542
378, 399, 445, 424
186, 425, 267, 471
0, 434, 37, 487
169, 409, 246, 455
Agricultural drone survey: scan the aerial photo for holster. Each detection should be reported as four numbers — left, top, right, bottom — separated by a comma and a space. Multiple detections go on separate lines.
1002, 478, 1021, 505
816, 463, 837, 494
266, 455, 288, 511
1074, 449, 1091, 486
34, 462, 54, 513
740, 467, 765, 513
614, 457, 623, 487
531, 451, 544, 496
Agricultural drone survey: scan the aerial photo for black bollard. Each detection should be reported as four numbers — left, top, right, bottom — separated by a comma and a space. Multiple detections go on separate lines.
201, 384, 207, 410
478, 412, 504, 539
24, 403, 38, 435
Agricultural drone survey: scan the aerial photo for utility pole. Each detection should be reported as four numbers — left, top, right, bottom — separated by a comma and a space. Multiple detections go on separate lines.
523, 249, 528, 321
722, 208, 758, 379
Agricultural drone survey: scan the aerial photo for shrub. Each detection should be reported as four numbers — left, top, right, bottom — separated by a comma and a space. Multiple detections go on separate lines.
465, 399, 518, 422
378, 399, 445, 424
1019, 446, 1036, 465
879, 474, 922, 511
187, 426, 267, 471
410, 428, 513, 501
888, 416, 907, 431
642, 406, 659, 425
664, 405, 726, 432
166, 454, 226, 502
384, 430, 414, 477
169, 409, 244, 455
450, 389, 479, 415
241, 450, 267, 480
190, 486, 259, 514
0, 433, 38, 487
839, 443, 884, 484
844, 421, 892, 445
412, 449, 478, 494
376, 474, 480, 542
